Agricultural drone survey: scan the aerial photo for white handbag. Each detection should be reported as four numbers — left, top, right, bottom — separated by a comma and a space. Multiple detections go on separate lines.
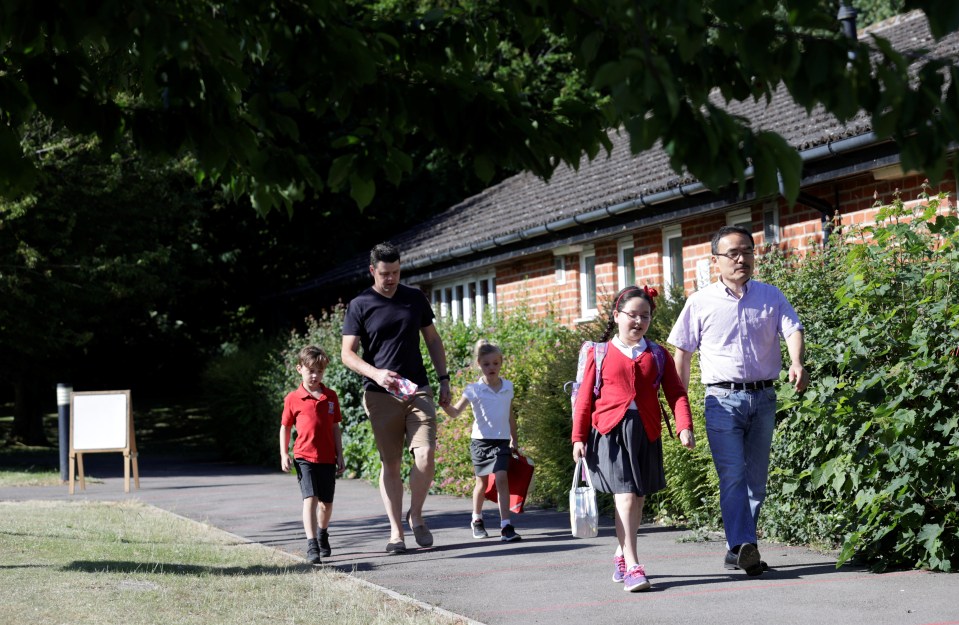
569, 457, 599, 538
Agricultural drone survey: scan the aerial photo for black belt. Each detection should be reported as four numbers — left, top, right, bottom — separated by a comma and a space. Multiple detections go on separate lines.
708, 380, 775, 390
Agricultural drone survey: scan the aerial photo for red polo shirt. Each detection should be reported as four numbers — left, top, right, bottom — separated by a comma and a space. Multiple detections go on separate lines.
281, 384, 342, 464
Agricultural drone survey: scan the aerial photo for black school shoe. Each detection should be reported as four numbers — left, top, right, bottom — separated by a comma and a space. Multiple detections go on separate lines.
724, 550, 770, 572
306, 539, 322, 565
318, 530, 332, 558
500, 524, 522, 542
724, 543, 764, 576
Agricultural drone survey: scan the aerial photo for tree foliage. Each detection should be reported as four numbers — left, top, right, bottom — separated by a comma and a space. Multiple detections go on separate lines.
0, 119, 230, 443
0, 107, 510, 442
856, 0, 906, 27
2, 1, 958, 214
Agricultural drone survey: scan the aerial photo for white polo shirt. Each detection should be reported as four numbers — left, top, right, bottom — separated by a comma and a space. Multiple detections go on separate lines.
463, 379, 514, 440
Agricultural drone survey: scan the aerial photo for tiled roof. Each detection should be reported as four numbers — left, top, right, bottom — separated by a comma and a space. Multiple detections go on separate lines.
311, 10, 955, 288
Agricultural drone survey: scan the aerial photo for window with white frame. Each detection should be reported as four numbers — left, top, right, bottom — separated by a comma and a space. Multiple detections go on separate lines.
579, 245, 598, 319
763, 202, 780, 245
554, 256, 566, 285
431, 275, 496, 326
662, 226, 683, 295
726, 207, 753, 230
617, 236, 635, 289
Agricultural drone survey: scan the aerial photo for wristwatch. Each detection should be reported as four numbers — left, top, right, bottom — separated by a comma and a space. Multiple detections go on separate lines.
438, 374, 450, 382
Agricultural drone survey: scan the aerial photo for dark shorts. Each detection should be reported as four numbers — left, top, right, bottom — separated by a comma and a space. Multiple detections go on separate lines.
294, 458, 336, 503
586, 409, 666, 496
470, 438, 511, 477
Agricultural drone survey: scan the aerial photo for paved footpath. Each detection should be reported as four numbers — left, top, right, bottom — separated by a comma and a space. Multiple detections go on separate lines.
3, 455, 957, 625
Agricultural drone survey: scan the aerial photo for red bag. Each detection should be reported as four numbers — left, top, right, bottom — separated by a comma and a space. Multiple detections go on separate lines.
484, 453, 535, 513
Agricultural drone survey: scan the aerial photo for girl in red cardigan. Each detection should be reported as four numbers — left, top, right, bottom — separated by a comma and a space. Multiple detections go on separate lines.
572, 286, 696, 592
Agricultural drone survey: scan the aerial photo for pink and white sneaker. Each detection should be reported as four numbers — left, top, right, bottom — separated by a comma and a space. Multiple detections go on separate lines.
623, 564, 651, 592
612, 555, 627, 583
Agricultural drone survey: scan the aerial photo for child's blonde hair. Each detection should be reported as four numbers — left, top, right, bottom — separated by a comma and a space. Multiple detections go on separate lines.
474, 339, 503, 362
297, 345, 330, 369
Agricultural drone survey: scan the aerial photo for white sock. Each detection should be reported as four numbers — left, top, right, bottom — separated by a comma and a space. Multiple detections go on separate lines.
500, 519, 511, 528
472, 513, 482, 522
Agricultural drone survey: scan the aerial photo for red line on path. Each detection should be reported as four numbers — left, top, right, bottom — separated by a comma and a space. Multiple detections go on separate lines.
479, 570, 929, 617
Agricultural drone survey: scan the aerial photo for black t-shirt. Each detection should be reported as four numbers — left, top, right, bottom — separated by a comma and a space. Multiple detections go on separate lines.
342, 284, 436, 391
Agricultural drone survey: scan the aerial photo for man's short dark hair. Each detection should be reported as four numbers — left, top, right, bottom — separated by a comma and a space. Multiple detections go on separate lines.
370, 242, 400, 266
711, 225, 755, 255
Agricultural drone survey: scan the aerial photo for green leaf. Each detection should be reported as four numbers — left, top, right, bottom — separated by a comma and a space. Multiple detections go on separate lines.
473, 155, 495, 183
327, 155, 355, 190
349, 172, 375, 209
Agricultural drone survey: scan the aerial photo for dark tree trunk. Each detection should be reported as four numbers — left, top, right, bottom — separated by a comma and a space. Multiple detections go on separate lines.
12, 377, 49, 446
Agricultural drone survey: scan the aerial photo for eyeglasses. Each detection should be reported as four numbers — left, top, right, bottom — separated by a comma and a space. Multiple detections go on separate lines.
619, 310, 652, 322
714, 249, 755, 260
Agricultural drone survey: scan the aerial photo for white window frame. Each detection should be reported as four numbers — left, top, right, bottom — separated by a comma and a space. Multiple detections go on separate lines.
451, 285, 463, 322
763, 201, 781, 245
662, 225, 683, 295
431, 274, 495, 326
554, 256, 566, 285
579, 245, 598, 320
727, 207, 753, 230
617, 236, 635, 290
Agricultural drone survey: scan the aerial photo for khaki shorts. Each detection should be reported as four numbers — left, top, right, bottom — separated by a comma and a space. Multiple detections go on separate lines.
362, 388, 437, 464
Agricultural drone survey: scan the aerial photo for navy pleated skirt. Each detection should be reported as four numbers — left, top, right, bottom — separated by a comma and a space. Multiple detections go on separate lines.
585, 409, 666, 496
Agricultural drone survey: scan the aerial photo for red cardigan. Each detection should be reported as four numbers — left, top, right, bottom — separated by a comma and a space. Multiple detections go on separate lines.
572, 342, 693, 443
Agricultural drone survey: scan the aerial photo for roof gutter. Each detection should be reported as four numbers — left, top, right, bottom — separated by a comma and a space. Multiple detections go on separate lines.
404, 131, 883, 273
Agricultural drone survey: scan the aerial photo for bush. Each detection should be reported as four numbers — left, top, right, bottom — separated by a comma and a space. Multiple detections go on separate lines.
201, 337, 284, 466
511, 324, 586, 508
431, 305, 581, 501
649, 356, 721, 530
201, 306, 373, 474
759, 188, 959, 571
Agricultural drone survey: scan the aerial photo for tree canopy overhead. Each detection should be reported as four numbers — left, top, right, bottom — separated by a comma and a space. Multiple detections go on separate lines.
2, 0, 958, 214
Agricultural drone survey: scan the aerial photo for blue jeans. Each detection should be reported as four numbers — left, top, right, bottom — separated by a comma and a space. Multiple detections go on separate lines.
704, 386, 778, 550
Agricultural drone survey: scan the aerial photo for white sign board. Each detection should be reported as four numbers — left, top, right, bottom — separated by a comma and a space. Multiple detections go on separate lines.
68, 390, 139, 494
71, 391, 130, 451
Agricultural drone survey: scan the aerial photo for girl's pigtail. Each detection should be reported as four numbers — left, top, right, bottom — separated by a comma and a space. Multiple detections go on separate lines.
598, 316, 617, 343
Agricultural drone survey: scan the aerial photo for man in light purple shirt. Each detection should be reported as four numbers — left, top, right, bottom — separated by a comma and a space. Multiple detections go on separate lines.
667, 225, 809, 577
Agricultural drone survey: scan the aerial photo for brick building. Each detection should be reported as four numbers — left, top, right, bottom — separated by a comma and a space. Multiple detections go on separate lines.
307, 11, 957, 327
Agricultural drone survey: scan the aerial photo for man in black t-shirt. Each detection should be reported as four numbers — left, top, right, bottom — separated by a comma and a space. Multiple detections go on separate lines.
341, 242, 451, 554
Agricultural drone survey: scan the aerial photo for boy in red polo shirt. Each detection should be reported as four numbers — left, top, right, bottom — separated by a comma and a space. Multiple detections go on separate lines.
280, 345, 345, 565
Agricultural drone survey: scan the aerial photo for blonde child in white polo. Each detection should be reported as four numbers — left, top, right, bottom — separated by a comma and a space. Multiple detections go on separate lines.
443, 339, 522, 542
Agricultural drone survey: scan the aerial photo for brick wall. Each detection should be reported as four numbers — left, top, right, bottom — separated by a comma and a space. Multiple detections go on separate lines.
486, 171, 955, 327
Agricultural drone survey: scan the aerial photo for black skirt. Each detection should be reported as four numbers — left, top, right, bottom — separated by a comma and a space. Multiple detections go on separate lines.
470, 438, 511, 476
586, 409, 666, 496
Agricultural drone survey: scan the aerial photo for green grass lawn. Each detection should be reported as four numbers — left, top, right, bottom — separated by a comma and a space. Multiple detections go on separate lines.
0, 499, 465, 625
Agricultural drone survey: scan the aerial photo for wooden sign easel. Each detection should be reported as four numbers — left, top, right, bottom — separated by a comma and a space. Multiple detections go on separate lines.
69, 390, 139, 494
